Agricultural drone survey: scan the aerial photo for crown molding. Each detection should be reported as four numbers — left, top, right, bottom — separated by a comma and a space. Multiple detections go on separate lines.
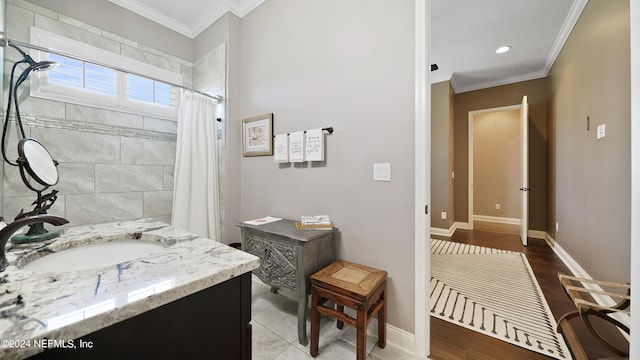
108, 0, 265, 39
542, 0, 588, 75
228, 0, 266, 18
447, 0, 588, 94
452, 69, 547, 94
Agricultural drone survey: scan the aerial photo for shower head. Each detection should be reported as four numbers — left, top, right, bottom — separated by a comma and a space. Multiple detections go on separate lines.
8, 43, 58, 89
29, 60, 58, 72
1, 31, 60, 168
0, 32, 58, 72
8, 43, 58, 73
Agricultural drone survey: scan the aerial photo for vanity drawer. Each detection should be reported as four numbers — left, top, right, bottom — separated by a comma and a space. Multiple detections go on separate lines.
245, 234, 297, 290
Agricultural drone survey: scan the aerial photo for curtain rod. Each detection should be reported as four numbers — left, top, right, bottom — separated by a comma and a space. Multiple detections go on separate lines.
1, 34, 223, 104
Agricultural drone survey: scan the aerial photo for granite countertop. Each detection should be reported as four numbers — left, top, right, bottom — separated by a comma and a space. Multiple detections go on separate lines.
0, 218, 260, 359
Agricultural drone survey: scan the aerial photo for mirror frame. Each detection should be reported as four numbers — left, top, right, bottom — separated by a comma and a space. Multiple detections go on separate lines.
17, 137, 59, 192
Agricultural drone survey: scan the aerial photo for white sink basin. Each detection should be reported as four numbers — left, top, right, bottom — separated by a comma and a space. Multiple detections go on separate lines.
22, 240, 164, 272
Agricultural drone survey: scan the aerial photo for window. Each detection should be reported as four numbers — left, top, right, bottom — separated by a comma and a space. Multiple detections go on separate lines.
30, 27, 182, 120
127, 74, 172, 107
48, 54, 117, 96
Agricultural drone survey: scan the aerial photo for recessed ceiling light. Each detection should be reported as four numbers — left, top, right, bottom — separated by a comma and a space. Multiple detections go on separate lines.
496, 46, 511, 54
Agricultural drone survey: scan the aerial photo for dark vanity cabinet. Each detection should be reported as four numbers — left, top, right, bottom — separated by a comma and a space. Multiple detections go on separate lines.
32, 273, 252, 360
237, 219, 337, 345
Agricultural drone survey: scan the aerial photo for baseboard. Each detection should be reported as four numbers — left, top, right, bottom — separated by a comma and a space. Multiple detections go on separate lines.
384, 322, 416, 356
472, 215, 520, 225
544, 232, 556, 246
337, 306, 416, 356
545, 233, 594, 283
472, 215, 546, 239
366, 319, 416, 357
528, 230, 547, 239
430, 222, 456, 237
430, 222, 548, 239
545, 233, 630, 340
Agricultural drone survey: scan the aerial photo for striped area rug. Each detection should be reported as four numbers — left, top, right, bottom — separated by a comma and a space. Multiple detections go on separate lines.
430, 239, 571, 359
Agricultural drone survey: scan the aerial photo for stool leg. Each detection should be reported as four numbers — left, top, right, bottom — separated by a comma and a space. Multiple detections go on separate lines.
356, 308, 367, 360
310, 288, 321, 357
336, 304, 344, 329
378, 288, 386, 348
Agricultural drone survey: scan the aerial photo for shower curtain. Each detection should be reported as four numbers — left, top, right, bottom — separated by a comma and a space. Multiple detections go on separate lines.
172, 90, 221, 241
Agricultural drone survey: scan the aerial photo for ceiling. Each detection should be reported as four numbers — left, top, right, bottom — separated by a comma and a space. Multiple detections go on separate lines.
108, 0, 586, 93
431, 0, 586, 93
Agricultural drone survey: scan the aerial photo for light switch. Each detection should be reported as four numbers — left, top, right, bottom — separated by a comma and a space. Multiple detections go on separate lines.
373, 163, 391, 181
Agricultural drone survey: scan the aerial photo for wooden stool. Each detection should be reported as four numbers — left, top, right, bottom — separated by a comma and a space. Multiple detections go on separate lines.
310, 260, 387, 360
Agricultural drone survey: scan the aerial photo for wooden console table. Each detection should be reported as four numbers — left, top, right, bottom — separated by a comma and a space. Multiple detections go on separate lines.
237, 219, 337, 345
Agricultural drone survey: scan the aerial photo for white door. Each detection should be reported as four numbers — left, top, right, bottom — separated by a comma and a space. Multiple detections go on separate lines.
520, 96, 529, 246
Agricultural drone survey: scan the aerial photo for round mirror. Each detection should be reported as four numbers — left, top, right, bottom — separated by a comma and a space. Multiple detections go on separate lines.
17, 138, 59, 189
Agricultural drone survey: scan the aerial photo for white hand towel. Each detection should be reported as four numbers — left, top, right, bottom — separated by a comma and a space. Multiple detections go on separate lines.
274, 133, 289, 163
289, 131, 305, 162
305, 128, 324, 161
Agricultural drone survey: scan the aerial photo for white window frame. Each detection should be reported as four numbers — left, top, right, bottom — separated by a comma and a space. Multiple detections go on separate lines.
29, 27, 183, 120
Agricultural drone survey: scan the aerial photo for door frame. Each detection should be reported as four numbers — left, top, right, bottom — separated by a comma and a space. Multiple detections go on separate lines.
467, 104, 522, 230
413, 0, 429, 357
629, 0, 639, 357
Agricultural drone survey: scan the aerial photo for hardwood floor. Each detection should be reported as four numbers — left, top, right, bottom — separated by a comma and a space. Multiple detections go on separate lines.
429, 229, 629, 360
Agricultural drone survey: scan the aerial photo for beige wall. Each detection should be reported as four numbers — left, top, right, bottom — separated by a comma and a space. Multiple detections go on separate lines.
454, 78, 549, 231
431, 81, 454, 229
472, 109, 520, 219
548, 0, 630, 282
239, 0, 416, 332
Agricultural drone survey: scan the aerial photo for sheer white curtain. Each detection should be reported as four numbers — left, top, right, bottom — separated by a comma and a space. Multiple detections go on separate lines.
172, 90, 221, 241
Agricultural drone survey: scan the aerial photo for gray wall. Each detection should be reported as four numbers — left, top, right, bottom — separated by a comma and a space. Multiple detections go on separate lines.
548, 0, 630, 282
239, 0, 416, 332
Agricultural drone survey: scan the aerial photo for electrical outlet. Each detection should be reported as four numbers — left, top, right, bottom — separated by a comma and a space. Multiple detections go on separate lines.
441, 212, 447, 220
556, 222, 559, 232
495, 203, 501, 210
596, 124, 606, 139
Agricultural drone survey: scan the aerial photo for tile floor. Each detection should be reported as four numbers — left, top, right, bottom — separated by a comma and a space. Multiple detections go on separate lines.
251, 275, 421, 360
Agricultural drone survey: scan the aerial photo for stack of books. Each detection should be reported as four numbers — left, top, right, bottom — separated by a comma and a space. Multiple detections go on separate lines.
295, 215, 333, 230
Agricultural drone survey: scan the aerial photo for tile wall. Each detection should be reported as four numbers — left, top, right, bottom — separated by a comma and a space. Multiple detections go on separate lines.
2, 0, 226, 229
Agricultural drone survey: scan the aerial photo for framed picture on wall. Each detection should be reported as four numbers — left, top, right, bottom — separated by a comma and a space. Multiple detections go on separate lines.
242, 113, 274, 156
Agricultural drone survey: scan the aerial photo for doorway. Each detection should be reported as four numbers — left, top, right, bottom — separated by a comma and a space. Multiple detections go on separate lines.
468, 104, 524, 237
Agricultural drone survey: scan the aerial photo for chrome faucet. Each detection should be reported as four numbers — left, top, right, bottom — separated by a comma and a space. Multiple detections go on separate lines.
0, 214, 68, 272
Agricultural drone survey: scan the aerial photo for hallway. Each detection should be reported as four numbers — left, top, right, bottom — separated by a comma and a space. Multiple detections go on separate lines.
429, 230, 628, 359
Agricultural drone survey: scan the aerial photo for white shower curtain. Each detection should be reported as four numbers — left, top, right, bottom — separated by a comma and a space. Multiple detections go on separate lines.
172, 90, 221, 241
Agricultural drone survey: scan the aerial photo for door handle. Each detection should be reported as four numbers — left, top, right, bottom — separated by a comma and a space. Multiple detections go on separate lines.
519, 187, 530, 191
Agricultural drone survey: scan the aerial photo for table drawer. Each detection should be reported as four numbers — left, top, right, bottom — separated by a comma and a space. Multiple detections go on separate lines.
245, 234, 297, 290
